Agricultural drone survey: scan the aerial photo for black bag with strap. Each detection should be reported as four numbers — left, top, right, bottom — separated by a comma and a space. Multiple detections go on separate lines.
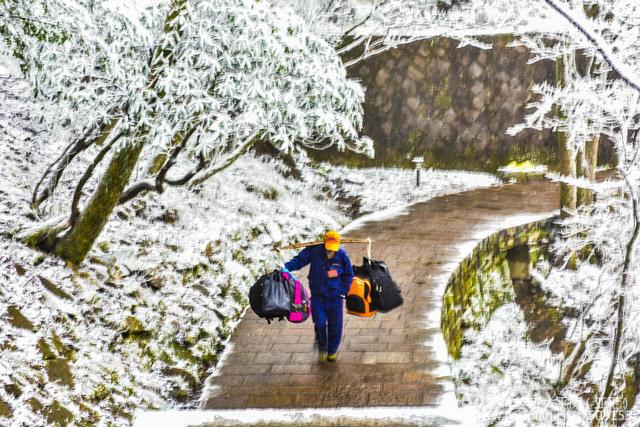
249, 270, 295, 323
356, 257, 403, 313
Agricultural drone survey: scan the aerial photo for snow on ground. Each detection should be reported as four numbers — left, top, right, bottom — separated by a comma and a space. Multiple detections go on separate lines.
1, 107, 499, 425
0, 148, 347, 425
450, 303, 579, 426
324, 164, 500, 217
134, 406, 472, 426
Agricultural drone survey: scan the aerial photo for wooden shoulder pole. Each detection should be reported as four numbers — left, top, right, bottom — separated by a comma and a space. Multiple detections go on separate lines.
277, 238, 375, 251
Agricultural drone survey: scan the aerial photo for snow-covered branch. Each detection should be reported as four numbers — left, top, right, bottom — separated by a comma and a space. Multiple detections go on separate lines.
544, 0, 640, 94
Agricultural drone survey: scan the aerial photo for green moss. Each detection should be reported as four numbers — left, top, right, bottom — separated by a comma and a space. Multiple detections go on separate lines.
201, 350, 219, 365
92, 384, 110, 402
159, 350, 175, 365
204, 242, 214, 258
38, 276, 73, 300
38, 338, 57, 360
232, 250, 247, 263
6, 305, 37, 331
33, 253, 46, 266
262, 188, 279, 200
53, 139, 144, 266
171, 341, 196, 364
97, 241, 110, 253
0, 398, 11, 418
26, 398, 74, 426
43, 400, 74, 426
162, 367, 197, 390
441, 220, 553, 359
181, 263, 209, 285
219, 281, 232, 299
108, 371, 119, 385
139, 342, 157, 370
4, 383, 22, 398
620, 370, 639, 417
231, 287, 248, 307
51, 330, 75, 360
168, 386, 191, 401
46, 358, 74, 387
77, 402, 100, 425
122, 316, 147, 336
434, 89, 452, 110
27, 397, 43, 412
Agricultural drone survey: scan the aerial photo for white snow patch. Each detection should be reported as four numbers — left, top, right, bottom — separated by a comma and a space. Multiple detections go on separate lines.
326, 165, 501, 217
341, 204, 411, 233
134, 405, 477, 427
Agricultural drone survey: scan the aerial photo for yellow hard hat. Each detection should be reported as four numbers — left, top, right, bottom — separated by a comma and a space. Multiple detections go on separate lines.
323, 230, 340, 252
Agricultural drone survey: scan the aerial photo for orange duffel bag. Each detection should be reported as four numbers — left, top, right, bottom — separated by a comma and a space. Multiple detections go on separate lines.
346, 276, 377, 317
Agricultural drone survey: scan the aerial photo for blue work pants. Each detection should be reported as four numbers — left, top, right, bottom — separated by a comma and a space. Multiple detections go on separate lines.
311, 297, 343, 355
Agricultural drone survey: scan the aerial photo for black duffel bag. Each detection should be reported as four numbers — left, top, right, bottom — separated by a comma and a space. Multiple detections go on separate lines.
249, 270, 294, 323
355, 257, 403, 313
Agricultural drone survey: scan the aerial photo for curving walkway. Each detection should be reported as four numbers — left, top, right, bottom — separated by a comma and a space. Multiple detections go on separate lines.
200, 181, 559, 419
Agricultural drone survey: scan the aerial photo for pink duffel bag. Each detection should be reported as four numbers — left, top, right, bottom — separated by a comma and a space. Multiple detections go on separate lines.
281, 271, 311, 323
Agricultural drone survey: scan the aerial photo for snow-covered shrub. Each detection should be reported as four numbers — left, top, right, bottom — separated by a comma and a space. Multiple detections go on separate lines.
452, 303, 589, 426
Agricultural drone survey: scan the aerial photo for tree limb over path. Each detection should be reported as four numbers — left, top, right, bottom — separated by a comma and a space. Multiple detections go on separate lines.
544, 0, 640, 94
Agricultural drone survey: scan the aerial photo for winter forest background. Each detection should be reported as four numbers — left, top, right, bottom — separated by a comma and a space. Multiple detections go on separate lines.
2, 0, 640, 425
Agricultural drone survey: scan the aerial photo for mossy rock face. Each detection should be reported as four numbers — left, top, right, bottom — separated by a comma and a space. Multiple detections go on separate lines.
46, 358, 74, 387
38, 275, 73, 300
0, 398, 12, 418
6, 305, 37, 331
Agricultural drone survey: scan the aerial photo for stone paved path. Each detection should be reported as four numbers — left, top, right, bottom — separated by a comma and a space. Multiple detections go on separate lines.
201, 181, 559, 412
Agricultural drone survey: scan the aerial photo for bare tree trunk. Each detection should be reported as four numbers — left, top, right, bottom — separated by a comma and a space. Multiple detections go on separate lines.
556, 329, 595, 392
52, 140, 144, 265
556, 56, 577, 218
577, 136, 599, 206
593, 172, 640, 425
576, 146, 586, 207
558, 130, 577, 217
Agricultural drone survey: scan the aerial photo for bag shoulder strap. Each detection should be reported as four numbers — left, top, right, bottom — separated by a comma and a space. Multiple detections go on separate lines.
293, 280, 301, 304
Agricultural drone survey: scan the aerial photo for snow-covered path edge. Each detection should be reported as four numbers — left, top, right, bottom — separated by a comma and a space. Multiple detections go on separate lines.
423, 209, 561, 426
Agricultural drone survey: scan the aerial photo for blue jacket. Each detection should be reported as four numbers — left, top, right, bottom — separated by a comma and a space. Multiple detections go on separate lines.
285, 245, 354, 301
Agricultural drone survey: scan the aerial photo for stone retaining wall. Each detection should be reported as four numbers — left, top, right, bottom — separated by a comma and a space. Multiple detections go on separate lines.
441, 218, 555, 359
312, 36, 613, 171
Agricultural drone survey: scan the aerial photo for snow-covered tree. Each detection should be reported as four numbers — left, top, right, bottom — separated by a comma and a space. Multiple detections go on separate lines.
4, 0, 373, 265
506, 0, 640, 424
278, 0, 552, 67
